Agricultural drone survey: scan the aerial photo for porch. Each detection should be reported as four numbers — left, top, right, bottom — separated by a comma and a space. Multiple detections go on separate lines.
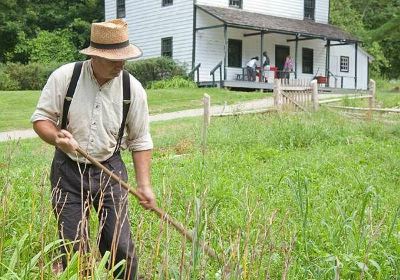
191, 4, 369, 91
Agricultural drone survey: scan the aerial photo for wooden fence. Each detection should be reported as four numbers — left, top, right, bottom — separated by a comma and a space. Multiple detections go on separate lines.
321, 79, 383, 120
273, 79, 319, 112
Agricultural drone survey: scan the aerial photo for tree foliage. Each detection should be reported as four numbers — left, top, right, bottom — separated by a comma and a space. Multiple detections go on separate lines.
0, 0, 103, 63
330, 0, 400, 78
1, 0, 399, 78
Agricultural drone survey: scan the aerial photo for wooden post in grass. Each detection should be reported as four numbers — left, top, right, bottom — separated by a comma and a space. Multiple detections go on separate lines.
367, 79, 376, 120
202, 94, 211, 155
274, 79, 282, 111
311, 79, 319, 112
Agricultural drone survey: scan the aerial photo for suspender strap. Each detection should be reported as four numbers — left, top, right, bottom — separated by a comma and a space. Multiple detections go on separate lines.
61, 61, 83, 129
114, 70, 131, 153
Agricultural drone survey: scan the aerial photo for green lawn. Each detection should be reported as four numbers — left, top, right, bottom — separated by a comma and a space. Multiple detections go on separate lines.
1, 110, 399, 279
0, 88, 268, 132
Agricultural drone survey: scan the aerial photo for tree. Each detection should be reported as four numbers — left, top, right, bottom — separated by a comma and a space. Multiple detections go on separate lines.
0, 0, 103, 64
330, 0, 400, 78
28, 30, 77, 64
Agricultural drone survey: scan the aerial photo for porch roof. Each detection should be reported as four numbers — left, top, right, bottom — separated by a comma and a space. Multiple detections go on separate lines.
196, 4, 359, 42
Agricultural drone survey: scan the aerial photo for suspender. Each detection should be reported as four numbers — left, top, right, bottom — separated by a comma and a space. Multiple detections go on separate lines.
61, 62, 131, 154
115, 70, 131, 153
61, 61, 83, 130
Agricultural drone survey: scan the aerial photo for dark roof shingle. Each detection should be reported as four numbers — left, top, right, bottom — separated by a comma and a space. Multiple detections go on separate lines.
196, 4, 358, 42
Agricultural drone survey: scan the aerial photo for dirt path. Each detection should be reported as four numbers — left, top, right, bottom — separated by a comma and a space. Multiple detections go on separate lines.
0, 93, 349, 142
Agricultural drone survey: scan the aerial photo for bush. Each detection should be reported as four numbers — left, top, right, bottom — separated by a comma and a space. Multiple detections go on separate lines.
149, 76, 197, 89
3, 63, 60, 90
124, 57, 187, 88
28, 30, 77, 64
0, 64, 19, 90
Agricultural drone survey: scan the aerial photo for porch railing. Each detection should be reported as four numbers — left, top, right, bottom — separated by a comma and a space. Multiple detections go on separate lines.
210, 61, 223, 88
328, 70, 339, 88
189, 63, 201, 84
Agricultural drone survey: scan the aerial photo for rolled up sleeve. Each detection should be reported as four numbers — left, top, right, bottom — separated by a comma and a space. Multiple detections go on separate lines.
124, 79, 153, 152
30, 65, 70, 125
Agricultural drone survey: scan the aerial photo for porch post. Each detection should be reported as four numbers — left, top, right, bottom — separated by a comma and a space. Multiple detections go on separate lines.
260, 31, 264, 82
224, 24, 227, 80
325, 39, 331, 87
191, 4, 197, 71
295, 34, 299, 79
367, 56, 370, 90
354, 42, 358, 89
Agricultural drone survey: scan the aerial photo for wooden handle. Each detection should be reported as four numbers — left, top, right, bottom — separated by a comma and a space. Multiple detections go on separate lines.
76, 147, 219, 261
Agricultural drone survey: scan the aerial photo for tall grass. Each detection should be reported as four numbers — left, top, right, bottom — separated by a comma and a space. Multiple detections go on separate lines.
1, 109, 399, 279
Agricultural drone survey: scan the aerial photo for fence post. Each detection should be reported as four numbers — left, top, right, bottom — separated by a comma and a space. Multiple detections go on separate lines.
367, 79, 376, 120
202, 94, 211, 155
311, 79, 319, 111
274, 79, 282, 111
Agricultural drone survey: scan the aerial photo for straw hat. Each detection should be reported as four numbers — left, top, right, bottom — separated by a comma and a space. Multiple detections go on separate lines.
80, 19, 142, 61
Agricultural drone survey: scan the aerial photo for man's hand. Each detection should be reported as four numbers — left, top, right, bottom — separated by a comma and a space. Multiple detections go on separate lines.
136, 185, 156, 210
33, 121, 78, 153
55, 129, 79, 154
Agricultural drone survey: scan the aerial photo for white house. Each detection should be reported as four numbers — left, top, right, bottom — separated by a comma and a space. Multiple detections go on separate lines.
105, 0, 372, 90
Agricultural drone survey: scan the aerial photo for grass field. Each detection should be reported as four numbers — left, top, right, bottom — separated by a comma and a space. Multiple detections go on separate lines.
1, 108, 399, 279
0, 88, 268, 132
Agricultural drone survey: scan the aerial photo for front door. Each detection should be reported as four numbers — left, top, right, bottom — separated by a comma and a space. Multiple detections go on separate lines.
275, 45, 290, 75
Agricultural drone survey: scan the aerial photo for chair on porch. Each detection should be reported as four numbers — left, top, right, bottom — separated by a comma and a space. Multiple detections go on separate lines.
235, 67, 248, 81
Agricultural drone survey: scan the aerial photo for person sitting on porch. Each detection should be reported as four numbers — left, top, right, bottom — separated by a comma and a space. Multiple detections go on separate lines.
246, 56, 259, 81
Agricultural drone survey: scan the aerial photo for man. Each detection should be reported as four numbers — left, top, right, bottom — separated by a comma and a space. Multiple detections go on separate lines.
31, 19, 155, 279
246, 56, 259, 81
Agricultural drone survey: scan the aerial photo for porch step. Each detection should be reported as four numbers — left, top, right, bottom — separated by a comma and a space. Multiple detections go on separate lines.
198, 81, 219, 88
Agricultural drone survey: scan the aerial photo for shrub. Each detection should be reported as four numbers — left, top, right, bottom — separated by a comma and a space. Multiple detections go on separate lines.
4, 62, 61, 90
28, 30, 77, 64
149, 76, 197, 89
0, 64, 18, 90
124, 57, 187, 88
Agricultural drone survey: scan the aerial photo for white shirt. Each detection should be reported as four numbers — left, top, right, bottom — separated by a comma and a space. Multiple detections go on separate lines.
246, 59, 258, 68
31, 60, 153, 162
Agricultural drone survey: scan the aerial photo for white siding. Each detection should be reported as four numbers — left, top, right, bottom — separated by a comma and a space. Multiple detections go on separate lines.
315, 0, 329, 23
196, 0, 226, 7
330, 45, 369, 90
105, 0, 193, 67
245, 0, 303, 20
196, 0, 329, 23
196, 9, 225, 81
105, 0, 116, 20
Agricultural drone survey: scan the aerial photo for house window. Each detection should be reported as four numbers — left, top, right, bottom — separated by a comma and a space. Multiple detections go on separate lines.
228, 39, 242, 67
340, 56, 350, 72
161, 37, 173, 58
304, 0, 315, 20
229, 0, 242, 9
116, 0, 125, 18
162, 0, 173, 7
302, 48, 313, 74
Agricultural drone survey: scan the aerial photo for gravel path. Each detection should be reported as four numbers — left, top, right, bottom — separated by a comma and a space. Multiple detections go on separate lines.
0, 93, 349, 142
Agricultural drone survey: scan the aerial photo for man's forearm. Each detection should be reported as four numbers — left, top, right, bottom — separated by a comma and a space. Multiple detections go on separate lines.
132, 150, 152, 188
33, 120, 78, 154
33, 120, 59, 146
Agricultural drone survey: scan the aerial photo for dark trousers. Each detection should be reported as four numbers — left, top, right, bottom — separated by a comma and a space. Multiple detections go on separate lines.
246, 66, 256, 81
50, 149, 138, 279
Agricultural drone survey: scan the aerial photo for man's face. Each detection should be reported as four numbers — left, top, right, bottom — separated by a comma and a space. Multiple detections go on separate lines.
91, 57, 126, 80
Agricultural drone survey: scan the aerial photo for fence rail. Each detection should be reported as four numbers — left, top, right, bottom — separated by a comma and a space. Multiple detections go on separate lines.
274, 79, 319, 112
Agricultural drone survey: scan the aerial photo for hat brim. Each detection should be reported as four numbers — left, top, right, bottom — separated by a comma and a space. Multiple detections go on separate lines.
79, 44, 143, 61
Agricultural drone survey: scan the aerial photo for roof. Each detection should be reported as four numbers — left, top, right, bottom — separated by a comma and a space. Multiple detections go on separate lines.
196, 4, 359, 42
